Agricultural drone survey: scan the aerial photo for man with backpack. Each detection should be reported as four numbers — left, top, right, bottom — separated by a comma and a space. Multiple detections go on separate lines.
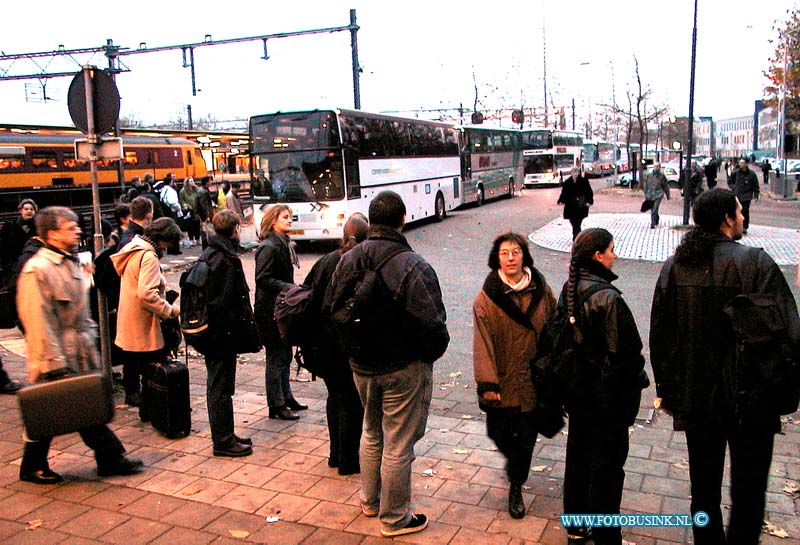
650, 188, 800, 545
182, 209, 261, 457
325, 191, 449, 538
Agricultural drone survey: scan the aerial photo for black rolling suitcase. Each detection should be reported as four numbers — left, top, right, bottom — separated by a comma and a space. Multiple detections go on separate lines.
141, 359, 191, 438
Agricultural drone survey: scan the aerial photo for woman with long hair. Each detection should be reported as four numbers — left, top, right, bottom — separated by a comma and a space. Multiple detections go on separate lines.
473, 232, 557, 519
560, 228, 649, 545
254, 204, 306, 420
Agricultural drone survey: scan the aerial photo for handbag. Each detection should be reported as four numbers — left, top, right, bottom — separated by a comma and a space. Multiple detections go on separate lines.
640, 198, 654, 212
18, 372, 114, 440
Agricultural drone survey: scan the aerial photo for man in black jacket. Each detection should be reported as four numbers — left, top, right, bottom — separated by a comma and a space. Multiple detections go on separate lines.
727, 158, 759, 234
650, 188, 800, 545
202, 209, 260, 457
326, 191, 449, 538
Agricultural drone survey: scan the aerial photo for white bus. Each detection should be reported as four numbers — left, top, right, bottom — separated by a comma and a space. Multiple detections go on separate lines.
459, 125, 522, 204
582, 139, 616, 177
249, 109, 463, 240
521, 129, 583, 186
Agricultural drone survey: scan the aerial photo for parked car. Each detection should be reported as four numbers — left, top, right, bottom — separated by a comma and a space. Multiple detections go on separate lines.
617, 165, 681, 188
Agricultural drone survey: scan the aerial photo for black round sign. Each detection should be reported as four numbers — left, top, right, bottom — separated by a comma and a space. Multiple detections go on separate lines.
67, 68, 121, 135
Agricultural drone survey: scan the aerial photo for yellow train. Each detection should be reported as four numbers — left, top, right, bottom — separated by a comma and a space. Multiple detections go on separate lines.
0, 132, 208, 222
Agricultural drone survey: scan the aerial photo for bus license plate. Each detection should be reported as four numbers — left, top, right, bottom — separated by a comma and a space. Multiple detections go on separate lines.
288, 229, 305, 236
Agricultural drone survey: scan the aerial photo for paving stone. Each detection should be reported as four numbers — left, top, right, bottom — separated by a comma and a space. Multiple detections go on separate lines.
138, 470, 200, 496
486, 512, 548, 542
263, 470, 322, 495
175, 477, 238, 505
434, 479, 490, 506
214, 484, 276, 513
301, 527, 367, 545
449, 526, 513, 545
438, 502, 501, 531
56, 508, 130, 539
304, 477, 360, 504
120, 492, 187, 520
158, 500, 227, 530
149, 526, 218, 545
256, 492, 320, 522
2, 527, 69, 545
0, 491, 52, 520
82, 485, 148, 511
100, 516, 172, 545
19, 498, 90, 529
298, 500, 361, 531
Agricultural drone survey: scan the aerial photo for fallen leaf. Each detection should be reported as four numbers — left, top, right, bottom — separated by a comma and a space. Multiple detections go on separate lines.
452, 448, 470, 455
25, 519, 43, 530
422, 468, 437, 476
461, 415, 473, 419
181, 484, 206, 496
532, 465, 550, 472
672, 462, 690, 470
449, 371, 462, 378
782, 480, 800, 496
229, 529, 250, 538
764, 521, 790, 539
265, 516, 280, 523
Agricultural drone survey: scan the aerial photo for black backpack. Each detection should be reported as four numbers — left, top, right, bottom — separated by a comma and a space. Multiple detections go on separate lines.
531, 283, 618, 414
329, 247, 411, 366
179, 253, 212, 354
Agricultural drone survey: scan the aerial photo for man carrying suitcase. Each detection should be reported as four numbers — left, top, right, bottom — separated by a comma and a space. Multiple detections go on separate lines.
16, 206, 144, 484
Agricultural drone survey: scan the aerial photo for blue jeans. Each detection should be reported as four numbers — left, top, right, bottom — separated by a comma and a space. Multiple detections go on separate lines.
353, 360, 432, 532
265, 340, 294, 408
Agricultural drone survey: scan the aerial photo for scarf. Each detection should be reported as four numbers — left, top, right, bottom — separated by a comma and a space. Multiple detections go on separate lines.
498, 267, 532, 291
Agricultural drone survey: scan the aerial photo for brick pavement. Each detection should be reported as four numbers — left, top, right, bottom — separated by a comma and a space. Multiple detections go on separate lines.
0, 211, 797, 544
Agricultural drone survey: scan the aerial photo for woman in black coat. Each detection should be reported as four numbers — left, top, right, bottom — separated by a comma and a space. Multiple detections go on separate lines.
254, 204, 306, 420
560, 228, 649, 545
557, 168, 594, 240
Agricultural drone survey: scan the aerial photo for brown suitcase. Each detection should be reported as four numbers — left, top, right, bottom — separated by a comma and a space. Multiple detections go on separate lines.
17, 372, 115, 440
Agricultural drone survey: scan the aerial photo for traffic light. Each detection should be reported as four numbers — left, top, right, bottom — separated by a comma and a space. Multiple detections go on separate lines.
471, 111, 484, 124
512, 109, 524, 125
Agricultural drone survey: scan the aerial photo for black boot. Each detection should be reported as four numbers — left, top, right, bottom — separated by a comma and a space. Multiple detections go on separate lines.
567, 526, 592, 544
19, 441, 63, 485
508, 483, 525, 519
285, 399, 308, 411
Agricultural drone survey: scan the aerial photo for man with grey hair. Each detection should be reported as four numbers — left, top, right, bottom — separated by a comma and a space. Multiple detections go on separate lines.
17, 206, 144, 484
644, 162, 671, 229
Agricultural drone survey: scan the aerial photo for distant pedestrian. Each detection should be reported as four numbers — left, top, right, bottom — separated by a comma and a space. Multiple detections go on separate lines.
644, 163, 671, 229
16, 206, 144, 484
650, 188, 800, 545
1, 198, 37, 280
473, 232, 556, 519
303, 215, 370, 475
216, 181, 230, 210
225, 182, 244, 218
195, 178, 214, 249
326, 190, 450, 538
254, 204, 306, 420
557, 167, 594, 240
561, 228, 649, 545
728, 158, 759, 234
760, 159, 771, 185
179, 177, 202, 246
202, 209, 261, 457
704, 159, 719, 188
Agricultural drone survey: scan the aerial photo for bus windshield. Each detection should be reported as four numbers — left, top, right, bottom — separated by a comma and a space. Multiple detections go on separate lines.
251, 150, 345, 202
583, 144, 598, 162
250, 111, 345, 202
524, 155, 554, 174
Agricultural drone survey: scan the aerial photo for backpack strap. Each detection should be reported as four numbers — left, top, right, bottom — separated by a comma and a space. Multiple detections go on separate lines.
568, 282, 621, 341
372, 246, 412, 272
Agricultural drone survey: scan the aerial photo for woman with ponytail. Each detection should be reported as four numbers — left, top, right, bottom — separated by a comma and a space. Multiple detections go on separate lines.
473, 232, 557, 519
560, 228, 649, 545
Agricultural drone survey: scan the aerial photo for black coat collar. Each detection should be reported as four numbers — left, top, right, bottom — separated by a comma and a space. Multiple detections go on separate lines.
482, 269, 544, 330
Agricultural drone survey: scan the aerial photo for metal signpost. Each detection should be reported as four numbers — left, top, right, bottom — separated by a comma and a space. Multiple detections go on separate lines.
67, 66, 122, 380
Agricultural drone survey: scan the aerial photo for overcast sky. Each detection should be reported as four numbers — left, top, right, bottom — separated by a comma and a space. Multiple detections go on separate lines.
0, 0, 792, 129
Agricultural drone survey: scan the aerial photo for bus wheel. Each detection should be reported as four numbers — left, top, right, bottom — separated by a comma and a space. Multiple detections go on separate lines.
508, 179, 515, 198
434, 192, 446, 222
476, 186, 485, 207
